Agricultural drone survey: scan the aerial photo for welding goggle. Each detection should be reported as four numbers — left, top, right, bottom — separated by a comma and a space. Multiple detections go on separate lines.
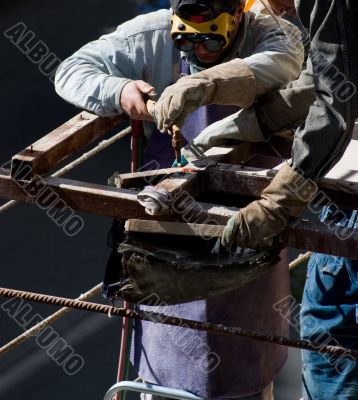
171, 8, 242, 52
173, 33, 225, 52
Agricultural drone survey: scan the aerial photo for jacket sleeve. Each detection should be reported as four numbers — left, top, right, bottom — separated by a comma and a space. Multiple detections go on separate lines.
54, 10, 172, 117
55, 31, 134, 117
243, 15, 304, 97
291, 0, 358, 180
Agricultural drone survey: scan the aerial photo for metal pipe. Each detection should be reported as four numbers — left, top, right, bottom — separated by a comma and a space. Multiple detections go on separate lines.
104, 381, 202, 400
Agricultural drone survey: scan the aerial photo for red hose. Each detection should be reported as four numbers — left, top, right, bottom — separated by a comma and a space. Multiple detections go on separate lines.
115, 119, 144, 400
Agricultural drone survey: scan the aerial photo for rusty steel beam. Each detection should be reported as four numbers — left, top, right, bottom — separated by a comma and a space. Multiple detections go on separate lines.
1, 170, 358, 258
11, 112, 126, 180
203, 164, 358, 209
197, 202, 358, 259
112, 146, 236, 189
202, 164, 271, 198
154, 171, 200, 197
0, 170, 147, 220
286, 220, 358, 259
114, 167, 180, 189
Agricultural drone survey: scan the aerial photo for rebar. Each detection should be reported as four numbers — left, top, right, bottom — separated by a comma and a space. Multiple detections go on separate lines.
0, 286, 357, 360
0, 283, 102, 356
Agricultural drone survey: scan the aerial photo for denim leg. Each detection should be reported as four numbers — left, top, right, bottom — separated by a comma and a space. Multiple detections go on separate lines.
301, 251, 358, 399
292, 0, 358, 180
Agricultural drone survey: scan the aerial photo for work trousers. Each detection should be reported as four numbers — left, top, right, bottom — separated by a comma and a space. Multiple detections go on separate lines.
301, 208, 358, 399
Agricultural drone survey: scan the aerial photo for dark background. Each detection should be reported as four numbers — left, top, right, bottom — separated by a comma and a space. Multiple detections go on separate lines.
0, 1, 301, 399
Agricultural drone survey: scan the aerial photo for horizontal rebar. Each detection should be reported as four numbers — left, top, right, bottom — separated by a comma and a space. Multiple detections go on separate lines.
0, 283, 102, 356
0, 286, 357, 360
51, 126, 132, 178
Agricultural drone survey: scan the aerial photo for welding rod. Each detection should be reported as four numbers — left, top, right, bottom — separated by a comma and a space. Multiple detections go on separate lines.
146, 93, 184, 166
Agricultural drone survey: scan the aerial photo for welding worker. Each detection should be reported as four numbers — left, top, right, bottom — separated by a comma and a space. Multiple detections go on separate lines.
55, 1, 304, 398
177, 2, 314, 162
157, 0, 358, 399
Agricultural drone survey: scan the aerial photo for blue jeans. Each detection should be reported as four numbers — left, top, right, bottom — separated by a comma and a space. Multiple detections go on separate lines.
301, 208, 358, 399
293, 0, 358, 180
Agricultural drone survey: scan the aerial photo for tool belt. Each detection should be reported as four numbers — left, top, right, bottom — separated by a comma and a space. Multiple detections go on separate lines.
102, 221, 281, 305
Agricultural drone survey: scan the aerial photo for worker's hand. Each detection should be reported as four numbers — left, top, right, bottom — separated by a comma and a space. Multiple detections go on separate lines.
153, 59, 256, 133
154, 76, 208, 132
120, 80, 156, 121
221, 163, 317, 250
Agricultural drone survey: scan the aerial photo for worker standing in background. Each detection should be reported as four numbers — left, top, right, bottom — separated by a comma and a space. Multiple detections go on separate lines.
55, 1, 303, 398
266, 1, 358, 399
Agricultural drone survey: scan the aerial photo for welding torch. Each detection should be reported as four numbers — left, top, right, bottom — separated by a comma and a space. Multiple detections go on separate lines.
146, 92, 185, 166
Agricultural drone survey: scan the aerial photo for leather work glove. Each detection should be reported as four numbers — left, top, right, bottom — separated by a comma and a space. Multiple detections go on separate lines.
182, 107, 267, 162
221, 163, 317, 250
154, 58, 256, 133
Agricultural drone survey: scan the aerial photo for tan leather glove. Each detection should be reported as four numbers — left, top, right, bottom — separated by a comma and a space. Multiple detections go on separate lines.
154, 58, 256, 132
221, 163, 317, 250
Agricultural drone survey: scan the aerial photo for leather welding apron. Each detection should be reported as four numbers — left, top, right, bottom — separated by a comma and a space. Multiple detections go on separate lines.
131, 60, 289, 399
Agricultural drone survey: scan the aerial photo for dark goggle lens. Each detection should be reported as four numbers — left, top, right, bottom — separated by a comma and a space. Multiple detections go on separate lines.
173, 35, 224, 52
174, 36, 196, 52
202, 38, 224, 52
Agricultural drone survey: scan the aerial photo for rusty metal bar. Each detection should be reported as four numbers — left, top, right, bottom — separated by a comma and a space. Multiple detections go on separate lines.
0, 286, 357, 360
1, 170, 358, 258
11, 112, 126, 180
0, 283, 102, 356
0, 126, 131, 216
